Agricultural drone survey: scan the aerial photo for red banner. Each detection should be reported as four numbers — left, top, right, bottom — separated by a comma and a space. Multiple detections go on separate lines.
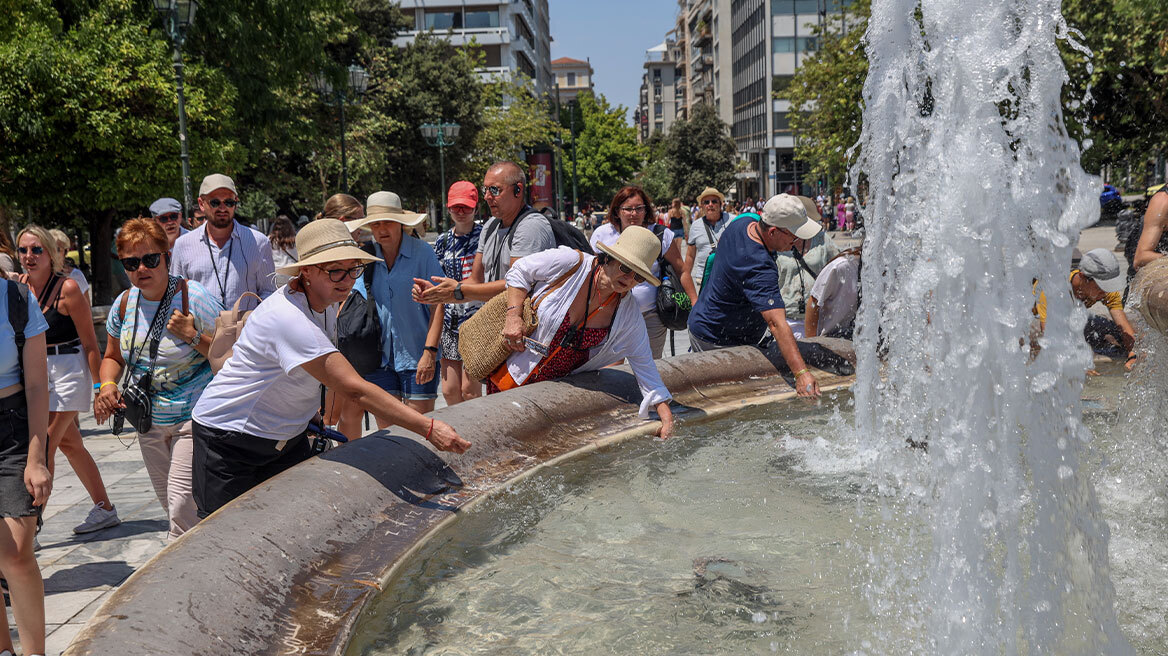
527, 152, 554, 209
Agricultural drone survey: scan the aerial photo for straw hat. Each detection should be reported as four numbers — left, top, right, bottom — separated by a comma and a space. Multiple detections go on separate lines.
274, 218, 382, 276
595, 225, 662, 287
344, 191, 426, 232
697, 187, 725, 204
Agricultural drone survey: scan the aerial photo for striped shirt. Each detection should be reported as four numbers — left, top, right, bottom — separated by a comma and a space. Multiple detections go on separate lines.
170, 221, 275, 309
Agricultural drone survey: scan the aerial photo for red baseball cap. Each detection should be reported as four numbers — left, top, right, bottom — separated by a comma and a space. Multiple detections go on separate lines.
447, 181, 478, 209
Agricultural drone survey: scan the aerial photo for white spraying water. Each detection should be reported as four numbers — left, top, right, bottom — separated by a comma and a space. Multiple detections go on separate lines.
851, 0, 1133, 653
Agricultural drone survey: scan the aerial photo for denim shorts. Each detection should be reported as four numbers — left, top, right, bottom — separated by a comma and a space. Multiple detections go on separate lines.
364, 366, 438, 400
0, 393, 37, 518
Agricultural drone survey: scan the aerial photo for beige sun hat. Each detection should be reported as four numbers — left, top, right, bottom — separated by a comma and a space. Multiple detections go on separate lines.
595, 225, 662, 287
762, 193, 823, 240
345, 191, 427, 232
697, 186, 725, 204
274, 218, 382, 277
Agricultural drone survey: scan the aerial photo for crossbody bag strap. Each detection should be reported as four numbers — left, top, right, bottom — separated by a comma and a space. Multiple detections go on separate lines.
531, 251, 585, 310
703, 219, 718, 253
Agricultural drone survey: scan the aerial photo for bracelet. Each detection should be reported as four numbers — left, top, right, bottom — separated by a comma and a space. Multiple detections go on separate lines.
505, 305, 521, 314
93, 383, 101, 391
188, 331, 201, 347
99, 381, 118, 392
425, 418, 434, 440
793, 368, 810, 377
424, 345, 438, 353
1127, 353, 1138, 361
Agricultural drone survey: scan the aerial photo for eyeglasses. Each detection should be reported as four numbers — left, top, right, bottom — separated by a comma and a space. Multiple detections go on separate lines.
316, 263, 367, 282
619, 204, 647, 214
701, 198, 722, 206
155, 212, 181, 223
617, 263, 646, 283
206, 199, 238, 209
480, 185, 504, 198
121, 252, 163, 271
17, 246, 44, 255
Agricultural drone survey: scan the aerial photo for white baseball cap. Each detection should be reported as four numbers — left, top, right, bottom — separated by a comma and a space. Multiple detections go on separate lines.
761, 194, 823, 240
198, 173, 238, 197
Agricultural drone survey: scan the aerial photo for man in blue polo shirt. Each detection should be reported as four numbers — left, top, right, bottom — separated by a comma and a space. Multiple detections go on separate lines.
688, 193, 823, 398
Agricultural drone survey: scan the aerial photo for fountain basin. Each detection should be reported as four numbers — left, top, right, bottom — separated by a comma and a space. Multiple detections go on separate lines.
62, 339, 856, 655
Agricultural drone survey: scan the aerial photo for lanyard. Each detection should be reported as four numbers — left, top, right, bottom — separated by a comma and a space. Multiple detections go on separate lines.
205, 229, 235, 307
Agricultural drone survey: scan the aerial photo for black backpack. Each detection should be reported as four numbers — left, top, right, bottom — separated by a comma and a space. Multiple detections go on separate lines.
337, 243, 383, 376
6, 280, 29, 384
650, 224, 692, 330
483, 208, 594, 262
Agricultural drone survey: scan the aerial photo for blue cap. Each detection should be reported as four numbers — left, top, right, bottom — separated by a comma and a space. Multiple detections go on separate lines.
149, 198, 182, 216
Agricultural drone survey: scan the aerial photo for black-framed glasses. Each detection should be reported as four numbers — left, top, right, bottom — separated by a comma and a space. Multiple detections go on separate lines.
316, 263, 367, 282
619, 204, 647, 214
121, 252, 163, 271
701, 198, 722, 206
480, 185, 504, 198
17, 246, 44, 255
207, 199, 238, 209
155, 212, 181, 223
617, 263, 646, 283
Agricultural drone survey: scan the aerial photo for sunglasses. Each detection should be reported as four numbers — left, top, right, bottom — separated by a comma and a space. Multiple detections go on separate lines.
206, 199, 238, 209
316, 263, 367, 282
121, 252, 164, 271
617, 263, 646, 283
155, 212, 181, 223
619, 204, 647, 214
701, 199, 722, 206
17, 246, 44, 255
480, 185, 504, 198
449, 205, 476, 214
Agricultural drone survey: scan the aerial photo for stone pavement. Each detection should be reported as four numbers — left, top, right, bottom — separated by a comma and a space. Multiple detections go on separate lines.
4, 223, 1122, 655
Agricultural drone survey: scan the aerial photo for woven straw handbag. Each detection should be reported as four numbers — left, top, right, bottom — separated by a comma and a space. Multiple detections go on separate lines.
459, 252, 583, 381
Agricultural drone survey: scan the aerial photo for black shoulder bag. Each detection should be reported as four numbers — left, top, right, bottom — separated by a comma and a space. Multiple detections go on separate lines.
337, 243, 382, 376
113, 278, 183, 435
651, 224, 692, 330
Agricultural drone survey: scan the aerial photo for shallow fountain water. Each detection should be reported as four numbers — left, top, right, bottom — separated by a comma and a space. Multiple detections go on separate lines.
851, 0, 1132, 652
346, 375, 1165, 654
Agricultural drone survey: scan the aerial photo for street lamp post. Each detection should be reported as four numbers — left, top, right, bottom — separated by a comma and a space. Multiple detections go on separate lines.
152, 0, 199, 218
420, 121, 461, 231
569, 100, 579, 216
313, 64, 370, 194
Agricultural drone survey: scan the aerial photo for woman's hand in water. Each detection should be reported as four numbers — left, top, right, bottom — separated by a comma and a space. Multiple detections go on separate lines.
426, 419, 470, 453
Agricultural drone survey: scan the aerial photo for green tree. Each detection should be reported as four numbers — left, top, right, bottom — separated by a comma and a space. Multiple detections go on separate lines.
1060, 0, 1168, 182
662, 103, 736, 201
779, 0, 869, 192
635, 132, 673, 203
465, 74, 563, 188
569, 91, 642, 203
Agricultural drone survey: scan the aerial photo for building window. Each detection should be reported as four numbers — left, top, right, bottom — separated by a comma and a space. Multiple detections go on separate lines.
567, 72, 576, 86
653, 68, 662, 79
772, 74, 794, 94
464, 10, 499, 28
655, 102, 663, 115
772, 36, 818, 53
771, 0, 824, 14
425, 11, 460, 30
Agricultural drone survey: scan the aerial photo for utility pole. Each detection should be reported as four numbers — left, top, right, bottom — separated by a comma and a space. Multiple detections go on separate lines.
570, 100, 579, 215
554, 84, 565, 220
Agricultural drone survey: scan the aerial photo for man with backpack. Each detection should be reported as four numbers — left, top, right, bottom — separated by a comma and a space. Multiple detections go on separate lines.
413, 161, 583, 305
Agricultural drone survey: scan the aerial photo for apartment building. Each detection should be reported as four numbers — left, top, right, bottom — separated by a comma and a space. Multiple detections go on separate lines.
393, 0, 553, 95
635, 42, 680, 143
551, 57, 594, 103
649, 0, 851, 199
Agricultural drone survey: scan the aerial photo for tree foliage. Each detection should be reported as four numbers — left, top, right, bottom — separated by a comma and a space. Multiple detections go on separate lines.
1061, 0, 1168, 180
466, 74, 563, 186
779, 0, 869, 191
568, 91, 642, 203
662, 103, 736, 201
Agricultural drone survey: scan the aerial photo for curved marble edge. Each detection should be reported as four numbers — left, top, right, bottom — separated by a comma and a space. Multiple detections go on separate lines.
64, 339, 856, 656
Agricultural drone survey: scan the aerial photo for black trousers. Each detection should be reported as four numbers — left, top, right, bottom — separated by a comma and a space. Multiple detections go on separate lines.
191, 421, 314, 519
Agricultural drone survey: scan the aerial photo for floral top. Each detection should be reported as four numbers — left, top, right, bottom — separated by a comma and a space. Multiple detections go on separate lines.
432, 224, 483, 330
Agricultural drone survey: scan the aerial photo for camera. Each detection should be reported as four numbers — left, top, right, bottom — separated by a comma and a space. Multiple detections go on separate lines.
111, 409, 126, 436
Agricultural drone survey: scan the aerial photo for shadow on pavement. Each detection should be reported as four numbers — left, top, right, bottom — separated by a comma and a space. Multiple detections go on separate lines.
43, 561, 136, 594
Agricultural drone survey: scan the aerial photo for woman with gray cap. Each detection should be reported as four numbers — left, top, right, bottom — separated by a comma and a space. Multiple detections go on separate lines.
189, 218, 469, 517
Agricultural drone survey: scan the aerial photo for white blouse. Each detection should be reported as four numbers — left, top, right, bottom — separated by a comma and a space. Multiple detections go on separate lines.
504, 247, 672, 418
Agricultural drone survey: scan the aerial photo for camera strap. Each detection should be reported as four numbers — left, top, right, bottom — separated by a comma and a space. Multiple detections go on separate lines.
122, 276, 180, 388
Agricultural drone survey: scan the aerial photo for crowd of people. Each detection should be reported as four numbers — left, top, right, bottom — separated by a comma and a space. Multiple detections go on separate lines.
3, 158, 1162, 655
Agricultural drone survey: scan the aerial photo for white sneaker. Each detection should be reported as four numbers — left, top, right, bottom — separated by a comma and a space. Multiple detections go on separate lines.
33, 535, 41, 551
73, 501, 121, 534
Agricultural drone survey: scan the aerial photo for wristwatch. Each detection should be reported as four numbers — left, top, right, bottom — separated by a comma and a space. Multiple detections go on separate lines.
453, 282, 464, 301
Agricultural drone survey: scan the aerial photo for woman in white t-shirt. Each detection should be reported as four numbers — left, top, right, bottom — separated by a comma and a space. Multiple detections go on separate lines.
589, 186, 697, 358
190, 219, 470, 518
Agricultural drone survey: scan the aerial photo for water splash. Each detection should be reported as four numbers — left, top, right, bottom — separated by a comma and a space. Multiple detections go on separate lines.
850, 0, 1132, 652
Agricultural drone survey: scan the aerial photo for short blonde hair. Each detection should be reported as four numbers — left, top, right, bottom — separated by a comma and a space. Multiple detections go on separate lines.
17, 225, 63, 273
48, 229, 70, 254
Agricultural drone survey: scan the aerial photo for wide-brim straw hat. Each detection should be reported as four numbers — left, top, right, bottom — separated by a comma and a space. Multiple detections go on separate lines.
595, 225, 661, 287
697, 186, 725, 204
345, 191, 426, 232
274, 218, 382, 276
